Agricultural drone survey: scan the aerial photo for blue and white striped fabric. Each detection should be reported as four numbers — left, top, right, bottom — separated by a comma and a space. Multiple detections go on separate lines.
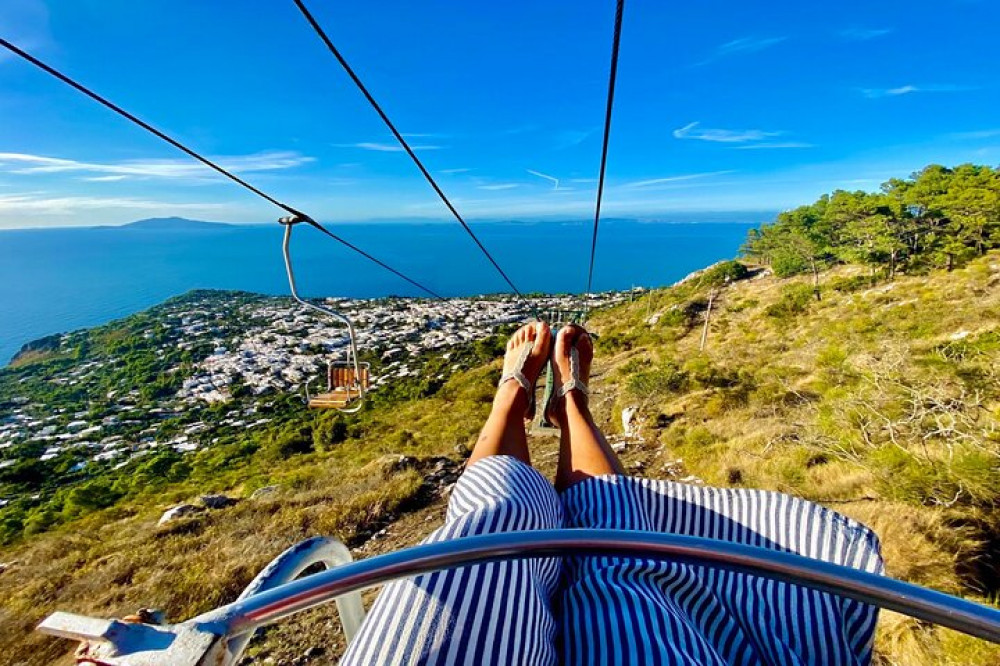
341, 455, 882, 665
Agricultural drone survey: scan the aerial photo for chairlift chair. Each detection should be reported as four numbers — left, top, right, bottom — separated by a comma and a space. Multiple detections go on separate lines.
280, 215, 368, 413
306, 358, 371, 410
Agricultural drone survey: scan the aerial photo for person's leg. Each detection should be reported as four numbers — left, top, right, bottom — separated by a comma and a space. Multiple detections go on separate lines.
467, 321, 551, 468
546, 325, 624, 491
548, 325, 882, 664
342, 323, 563, 666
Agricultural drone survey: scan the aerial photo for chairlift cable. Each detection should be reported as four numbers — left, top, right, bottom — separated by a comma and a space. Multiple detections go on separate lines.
0, 36, 445, 301
585, 0, 625, 295
290, 0, 534, 314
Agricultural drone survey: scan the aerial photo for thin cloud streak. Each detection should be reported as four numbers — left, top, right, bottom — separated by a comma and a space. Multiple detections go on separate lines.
949, 129, 1000, 140
621, 171, 735, 189
734, 142, 814, 150
860, 84, 974, 98
477, 183, 519, 191
697, 36, 787, 65
0, 151, 314, 180
673, 122, 781, 143
553, 129, 595, 150
0, 193, 227, 215
335, 142, 444, 152
526, 169, 560, 190
839, 27, 893, 40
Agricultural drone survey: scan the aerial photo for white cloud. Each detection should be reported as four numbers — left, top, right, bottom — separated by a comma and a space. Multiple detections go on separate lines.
81, 175, 130, 182
622, 171, 735, 189
860, 84, 973, 98
336, 142, 443, 152
673, 122, 781, 143
697, 36, 787, 65
477, 183, 519, 191
401, 132, 447, 139
440, 167, 472, 174
0, 151, 314, 180
526, 169, 560, 190
553, 129, 595, 150
0, 193, 227, 215
838, 28, 893, 40
734, 142, 814, 150
950, 129, 1000, 140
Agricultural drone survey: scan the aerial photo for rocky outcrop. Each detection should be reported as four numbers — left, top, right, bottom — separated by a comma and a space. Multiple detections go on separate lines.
199, 494, 238, 509
157, 504, 204, 526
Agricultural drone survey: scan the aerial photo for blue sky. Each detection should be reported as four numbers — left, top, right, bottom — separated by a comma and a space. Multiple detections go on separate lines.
1, 0, 998, 228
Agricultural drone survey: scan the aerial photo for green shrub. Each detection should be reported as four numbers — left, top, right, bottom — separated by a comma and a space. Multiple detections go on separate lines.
627, 361, 688, 398
264, 425, 314, 459
829, 274, 877, 293
771, 251, 811, 278
313, 416, 349, 451
765, 284, 816, 319
728, 298, 758, 313
701, 260, 751, 286
61, 479, 123, 519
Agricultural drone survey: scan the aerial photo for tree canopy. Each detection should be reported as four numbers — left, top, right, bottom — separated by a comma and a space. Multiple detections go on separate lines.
743, 164, 1000, 280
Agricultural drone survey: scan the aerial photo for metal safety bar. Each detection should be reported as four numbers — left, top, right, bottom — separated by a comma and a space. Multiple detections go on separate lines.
38, 529, 1000, 665
280, 216, 367, 413
224, 536, 365, 664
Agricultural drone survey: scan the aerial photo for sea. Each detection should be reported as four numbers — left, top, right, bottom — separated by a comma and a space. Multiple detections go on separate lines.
0, 218, 764, 364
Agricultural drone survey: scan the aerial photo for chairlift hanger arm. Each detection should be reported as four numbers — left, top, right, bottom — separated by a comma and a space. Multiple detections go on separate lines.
280, 217, 365, 413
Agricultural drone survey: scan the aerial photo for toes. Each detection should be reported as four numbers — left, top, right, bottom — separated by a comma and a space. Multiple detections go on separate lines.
533, 322, 551, 355
558, 324, 582, 352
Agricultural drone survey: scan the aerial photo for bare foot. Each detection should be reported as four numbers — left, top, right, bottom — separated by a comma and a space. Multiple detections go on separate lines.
498, 321, 552, 419
545, 324, 593, 427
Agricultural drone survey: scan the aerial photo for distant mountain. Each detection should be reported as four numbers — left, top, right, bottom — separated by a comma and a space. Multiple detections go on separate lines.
119, 217, 235, 231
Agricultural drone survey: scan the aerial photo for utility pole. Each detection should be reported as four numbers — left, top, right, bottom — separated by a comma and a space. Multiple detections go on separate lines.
700, 289, 717, 352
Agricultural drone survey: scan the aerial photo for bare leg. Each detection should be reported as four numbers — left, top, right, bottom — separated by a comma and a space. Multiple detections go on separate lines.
467, 322, 552, 468
547, 325, 625, 491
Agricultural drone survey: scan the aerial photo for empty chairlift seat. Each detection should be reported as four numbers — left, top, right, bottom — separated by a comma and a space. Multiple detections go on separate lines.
309, 362, 371, 409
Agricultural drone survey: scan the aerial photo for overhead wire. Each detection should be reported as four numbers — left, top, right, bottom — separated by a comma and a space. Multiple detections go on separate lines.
585, 0, 625, 295
289, 0, 534, 314
0, 36, 445, 301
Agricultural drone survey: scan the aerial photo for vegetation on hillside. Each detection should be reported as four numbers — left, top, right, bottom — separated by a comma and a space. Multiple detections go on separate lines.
743, 164, 1000, 287
590, 253, 999, 665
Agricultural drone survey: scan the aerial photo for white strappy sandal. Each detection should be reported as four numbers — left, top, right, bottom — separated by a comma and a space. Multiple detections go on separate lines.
497, 336, 538, 418
544, 330, 589, 421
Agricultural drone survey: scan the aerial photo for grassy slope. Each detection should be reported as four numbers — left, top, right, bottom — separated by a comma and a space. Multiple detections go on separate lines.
1, 255, 998, 665
587, 253, 1000, 665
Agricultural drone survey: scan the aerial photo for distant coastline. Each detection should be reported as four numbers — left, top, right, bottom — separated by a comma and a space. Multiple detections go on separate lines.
0, 217, 758, 364
0, 212, 776, 233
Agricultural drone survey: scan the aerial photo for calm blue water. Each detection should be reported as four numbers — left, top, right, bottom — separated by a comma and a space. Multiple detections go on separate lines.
0, 219, 758, 364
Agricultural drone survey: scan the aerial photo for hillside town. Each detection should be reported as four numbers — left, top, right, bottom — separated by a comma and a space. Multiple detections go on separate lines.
0, 291, 628, 478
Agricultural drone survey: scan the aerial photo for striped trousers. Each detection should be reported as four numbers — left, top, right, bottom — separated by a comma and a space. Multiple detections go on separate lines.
341, 455, 883, 665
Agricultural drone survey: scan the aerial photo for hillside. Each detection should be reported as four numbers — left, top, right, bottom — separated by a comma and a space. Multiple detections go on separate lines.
0, 252, 997, 664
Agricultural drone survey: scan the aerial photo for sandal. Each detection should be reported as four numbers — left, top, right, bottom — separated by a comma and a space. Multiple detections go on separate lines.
498, 336, 538, 419
543, 331, 589, 422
